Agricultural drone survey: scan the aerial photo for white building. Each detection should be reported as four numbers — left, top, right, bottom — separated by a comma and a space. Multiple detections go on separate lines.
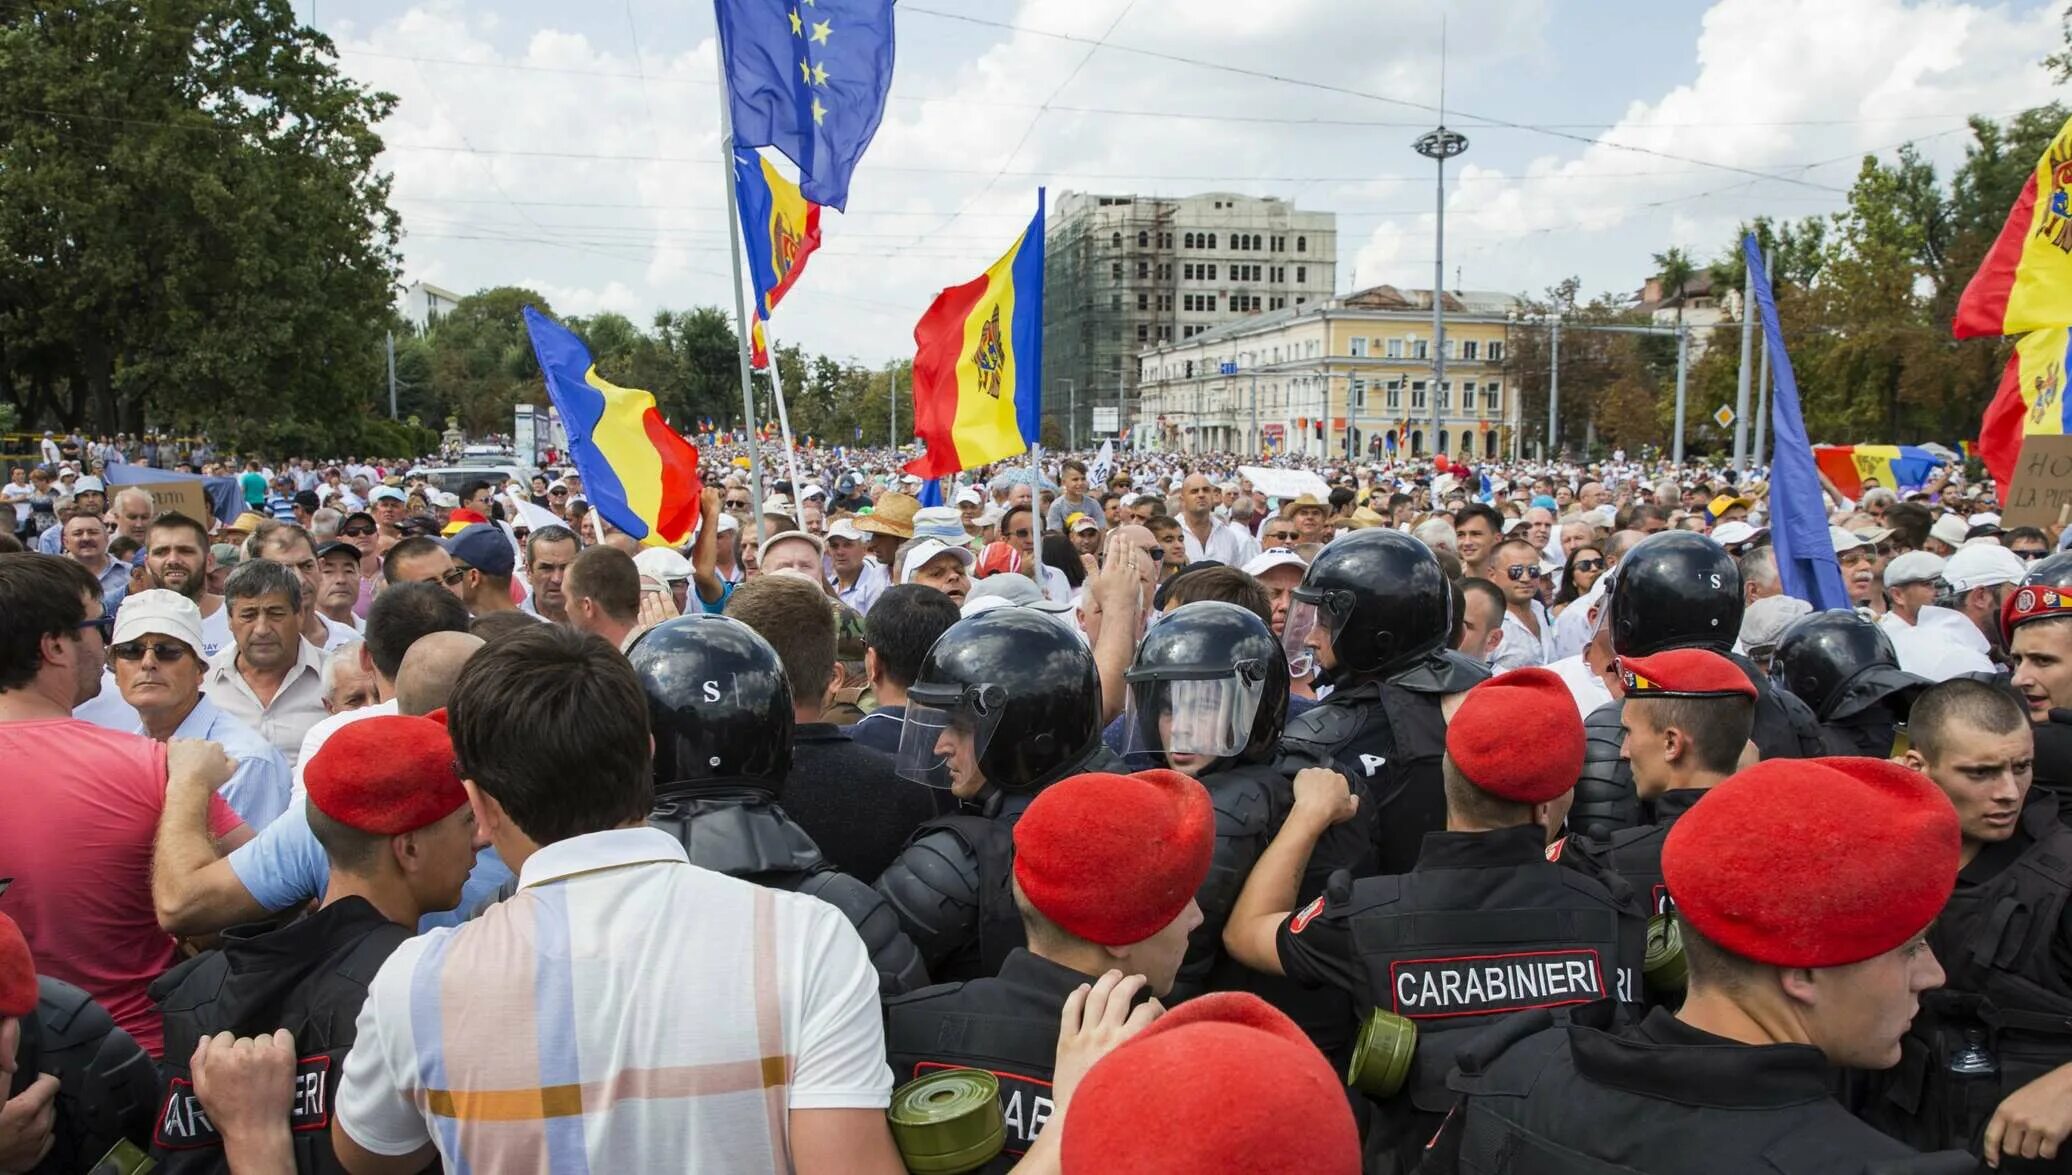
399, 280, 463, 332
1135, 285, 1524, 461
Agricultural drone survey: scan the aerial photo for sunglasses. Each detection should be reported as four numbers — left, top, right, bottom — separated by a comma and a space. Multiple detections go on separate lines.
76, 615, 115, 642
2015, 548, 2050, 561
1572, 558, 1604, 572
725, 499, 750, 509
1504, 564, 1536, 582
1007, 528, 1032, 539
423, 568, 467, 587
111, 640, 191, 663
339, 524, 376, 538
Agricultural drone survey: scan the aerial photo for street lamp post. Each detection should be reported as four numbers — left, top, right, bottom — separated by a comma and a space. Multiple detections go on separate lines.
1414, 125, 1468, 461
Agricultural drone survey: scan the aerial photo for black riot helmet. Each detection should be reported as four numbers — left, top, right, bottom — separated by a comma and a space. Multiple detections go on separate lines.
1771, 609, 1927, 722
1283, 528, 1450, 687
899, 607, 1101, 793
628, 613, 794, 792
1607, 531, 1743, 657
1125, 601, 1289, 768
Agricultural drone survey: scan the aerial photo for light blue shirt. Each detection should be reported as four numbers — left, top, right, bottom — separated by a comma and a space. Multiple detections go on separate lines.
148, 696, 292, 831
228, 798, 513, 933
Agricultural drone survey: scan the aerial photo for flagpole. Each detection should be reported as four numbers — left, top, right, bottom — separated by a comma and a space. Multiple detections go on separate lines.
1029, 443, 1048, 596
716, 79, 768, 527
761, 320, 811, 528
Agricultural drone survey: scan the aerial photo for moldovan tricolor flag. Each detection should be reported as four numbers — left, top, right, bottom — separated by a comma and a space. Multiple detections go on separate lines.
522, 306, 701, 546
904, 191, 1045, 480
1979, 325, 2072, 496
734, 148, 823, 370
1954, 111, 2072, 338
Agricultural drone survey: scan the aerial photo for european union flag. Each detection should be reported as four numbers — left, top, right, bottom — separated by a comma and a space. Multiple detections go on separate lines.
714, 0, 895, 211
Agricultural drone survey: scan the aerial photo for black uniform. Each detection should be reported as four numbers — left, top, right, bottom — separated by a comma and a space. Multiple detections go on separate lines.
875, 608, 1112, 984
1865, 790, 2072, 1168
1772, 610, 1928, 759
876, 744, 1124, 983
148, 897, 409, 1172
10, 977, 157, 1174
2031, 710, 2072, 808
648, 787, 928, 994
1571, 786, 1708, 917
1420, 1004, 1977, 1174
1273, 825, 1647, 1174
883, 950, 1114, 1172
628, 612, 929, 996
1282, 652, 1488, 876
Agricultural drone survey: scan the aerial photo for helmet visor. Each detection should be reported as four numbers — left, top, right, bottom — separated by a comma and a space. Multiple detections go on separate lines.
895, 696, 1004, 789
1283, 588, 1350, 680
1122, 667, 1268, 761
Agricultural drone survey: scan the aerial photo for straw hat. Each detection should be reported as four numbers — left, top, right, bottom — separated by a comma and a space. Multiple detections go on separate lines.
855, 491, 919, 538
1278, 494, 1329, 518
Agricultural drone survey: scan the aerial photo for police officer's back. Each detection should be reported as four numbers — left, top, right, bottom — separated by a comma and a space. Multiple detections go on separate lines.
1561, 648, 1757, 924
1876, 675, 2072, 1169
1276, 528, 1487, 875
628, 613, 926, 995
1421, 756, 1974, 1174
151, 716, 475, 1172
1572, 531, 1825, 841
883, 768, 1212, 1170
1224, 669, 1646, 1175
1773, 609, 1929, 758
874, 608, 1122, 983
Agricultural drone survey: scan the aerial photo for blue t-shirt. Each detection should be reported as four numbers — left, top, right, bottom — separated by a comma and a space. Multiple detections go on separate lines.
228, 798, 513, 931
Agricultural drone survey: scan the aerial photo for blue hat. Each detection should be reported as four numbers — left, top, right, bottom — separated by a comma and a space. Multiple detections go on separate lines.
444, 524, 514, 578
1531, 494, 1558, 511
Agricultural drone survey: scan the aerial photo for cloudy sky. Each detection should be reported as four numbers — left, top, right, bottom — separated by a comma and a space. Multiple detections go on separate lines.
321, 0, 2066, 366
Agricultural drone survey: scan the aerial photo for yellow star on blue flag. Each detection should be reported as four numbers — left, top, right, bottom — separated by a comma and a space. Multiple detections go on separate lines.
714, 0, 894, 211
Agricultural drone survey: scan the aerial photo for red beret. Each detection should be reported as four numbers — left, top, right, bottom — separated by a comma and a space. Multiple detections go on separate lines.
1446, 668, 1583, 804
305, 715, 469, 836
1618, 648, 1757, 699
2003, 584, 2072, 644
975, 541, 1023, 578
0, 912, 34, 1018
1013, 770, 1214, 946
1061, 992, 1360, 1175
1664, 757, 1959, 968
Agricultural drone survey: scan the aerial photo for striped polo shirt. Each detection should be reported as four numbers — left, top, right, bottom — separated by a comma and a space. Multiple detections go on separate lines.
336, 826, 891, 1172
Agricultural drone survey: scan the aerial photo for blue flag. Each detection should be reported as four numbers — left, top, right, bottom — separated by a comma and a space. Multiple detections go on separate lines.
714, 0, 894, 211
1745, 234, 1850, 611
917, 477, 945, 509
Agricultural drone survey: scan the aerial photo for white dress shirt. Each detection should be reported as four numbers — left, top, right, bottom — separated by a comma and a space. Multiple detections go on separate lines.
202, 639, 330, 769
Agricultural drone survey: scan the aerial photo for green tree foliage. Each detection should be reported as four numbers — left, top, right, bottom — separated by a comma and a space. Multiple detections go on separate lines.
0, 0, 402, 452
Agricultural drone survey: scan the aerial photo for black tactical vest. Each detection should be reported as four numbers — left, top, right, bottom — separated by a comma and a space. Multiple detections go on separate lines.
1872, 793, 2072, 1163
1339, 836, 1646, 1174
1282, 679, 1455, 875
10, 977, 157, 1174
149, 901, 410, 1173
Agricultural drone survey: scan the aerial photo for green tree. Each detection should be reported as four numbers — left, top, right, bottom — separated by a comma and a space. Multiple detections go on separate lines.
0, 0, 401, 449
423, 287, 552, 435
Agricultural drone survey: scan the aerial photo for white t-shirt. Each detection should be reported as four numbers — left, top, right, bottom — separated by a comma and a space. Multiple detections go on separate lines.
293, 697, 400, 788
336, 828, 890, 1171
197, 604, 232, 661
2, 481, 31, 526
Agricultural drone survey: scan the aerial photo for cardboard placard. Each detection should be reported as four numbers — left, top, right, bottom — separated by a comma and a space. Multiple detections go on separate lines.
2002, 434, 2072, 529
128, 480, 217, 530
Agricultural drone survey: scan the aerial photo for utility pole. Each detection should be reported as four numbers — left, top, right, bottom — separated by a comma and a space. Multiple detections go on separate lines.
1671, 323, 1690, 466
1733, 256, 1756, 470
1413, 16, 1466, 462
1250, 370, 1259, 457
1546, 319, 1561, 461
1062, 379, 1076, 450
889, 363, 898, 449
385, 331, 397, 420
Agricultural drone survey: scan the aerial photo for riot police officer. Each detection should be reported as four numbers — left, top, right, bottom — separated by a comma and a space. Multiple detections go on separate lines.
2007, 554, 2072, 801
1880, 675, 2072, 1169
151, 716, 475, 1173
629, 614, 926, 994
883, 768, 1212, 1169
1567, 648, 1755, 922
1572, 530, 1825, 841
1224, 669, 1647, 1175
875, 607, 1123, 983
1420, 756, 1974, 1174
1121, 600, 1377, 1057
1277, 527, 1488, 874
0, 912, 156, 1174
1772, 609, 1929, 757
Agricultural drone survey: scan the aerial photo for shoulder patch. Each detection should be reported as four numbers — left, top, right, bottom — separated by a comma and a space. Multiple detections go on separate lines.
1545, 836, 1567, 862
1290, 894, 1327, 934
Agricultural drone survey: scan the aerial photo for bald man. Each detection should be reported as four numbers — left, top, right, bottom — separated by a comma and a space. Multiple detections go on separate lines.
394, 631, 486, 717
1179, 472, 1256, 566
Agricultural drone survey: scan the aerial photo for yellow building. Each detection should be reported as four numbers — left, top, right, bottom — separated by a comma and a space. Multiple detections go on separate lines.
1134, 285, 1522, 461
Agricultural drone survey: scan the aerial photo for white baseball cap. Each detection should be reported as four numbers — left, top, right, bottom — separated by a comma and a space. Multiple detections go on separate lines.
632, 547, 692, 583
826, 518, 868, 543
1968, 511, 2004, 529
715, 512, 740, 534
757, 529, 825, 564
370, 486, 407, 503
1710, 521, 1764, 548
73, 475, 105, 494
1883, 550, 1945, 587
900, 537, 977, 582
799, 484, 827, 501
112, 589, 204, 653
1942, 543, 2027, 593
1242, 548, 1308, 578
1828, 525, 1874, 554
1929, 514, 1969, 549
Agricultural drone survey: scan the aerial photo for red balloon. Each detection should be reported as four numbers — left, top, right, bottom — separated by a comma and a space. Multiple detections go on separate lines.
1433, 454, 1452, 473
